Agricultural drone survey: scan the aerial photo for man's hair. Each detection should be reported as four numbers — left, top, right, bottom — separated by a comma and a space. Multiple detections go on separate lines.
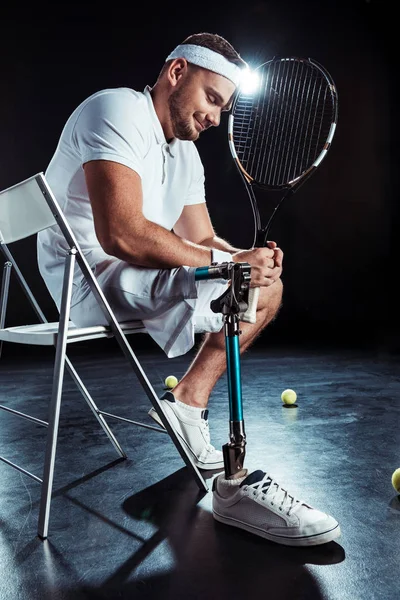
180, 32, 247, 69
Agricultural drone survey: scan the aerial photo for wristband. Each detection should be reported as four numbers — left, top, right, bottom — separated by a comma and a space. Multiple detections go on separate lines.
211, 248, 233, 264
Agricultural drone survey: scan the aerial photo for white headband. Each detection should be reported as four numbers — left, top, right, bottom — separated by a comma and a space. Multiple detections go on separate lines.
165, 44, 243, 87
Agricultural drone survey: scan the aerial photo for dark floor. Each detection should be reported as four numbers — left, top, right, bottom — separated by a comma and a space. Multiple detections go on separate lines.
1, 335, 400, 600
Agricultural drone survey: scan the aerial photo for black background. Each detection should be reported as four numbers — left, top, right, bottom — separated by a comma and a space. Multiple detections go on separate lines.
0, 0, 396, 349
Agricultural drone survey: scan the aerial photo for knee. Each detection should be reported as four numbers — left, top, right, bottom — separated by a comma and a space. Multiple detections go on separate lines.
258, 277, 283, 317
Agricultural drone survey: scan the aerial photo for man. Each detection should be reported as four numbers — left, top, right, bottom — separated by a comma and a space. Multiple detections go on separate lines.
37, 32, 340, 547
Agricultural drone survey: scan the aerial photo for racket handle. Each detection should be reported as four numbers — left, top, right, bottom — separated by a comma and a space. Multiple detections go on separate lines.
241, 286, 259, 324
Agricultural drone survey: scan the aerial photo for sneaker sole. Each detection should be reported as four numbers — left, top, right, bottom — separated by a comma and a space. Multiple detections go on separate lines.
212, 509, 341, 547
148, 407, 224, 471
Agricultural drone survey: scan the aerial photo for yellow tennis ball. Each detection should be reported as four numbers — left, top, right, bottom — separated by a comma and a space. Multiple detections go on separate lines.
281, 388, 297, 405
165, 375, 178, 389
391, 468, 400, 493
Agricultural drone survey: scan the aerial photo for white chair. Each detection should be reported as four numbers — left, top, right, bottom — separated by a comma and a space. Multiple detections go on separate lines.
0, 172, 208, 540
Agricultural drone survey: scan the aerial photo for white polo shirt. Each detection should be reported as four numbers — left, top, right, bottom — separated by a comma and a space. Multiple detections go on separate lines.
37, 86, 207, 310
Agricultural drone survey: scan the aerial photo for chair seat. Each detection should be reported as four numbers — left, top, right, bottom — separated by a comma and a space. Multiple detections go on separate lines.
0, 320, 146, 346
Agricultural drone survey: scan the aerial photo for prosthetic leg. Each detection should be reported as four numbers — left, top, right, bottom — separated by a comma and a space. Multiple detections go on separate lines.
194, 261, 251, 478
194, 263, 342, 546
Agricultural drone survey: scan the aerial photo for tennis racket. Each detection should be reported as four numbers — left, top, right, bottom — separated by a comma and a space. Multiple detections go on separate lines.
228, 56, 338, 323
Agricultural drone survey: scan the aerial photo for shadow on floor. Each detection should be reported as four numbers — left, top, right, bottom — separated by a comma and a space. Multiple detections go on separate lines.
56, 468, 346, 600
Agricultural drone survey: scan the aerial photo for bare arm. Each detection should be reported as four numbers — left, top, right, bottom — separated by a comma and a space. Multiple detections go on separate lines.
84, 159, 283, 285
173, 202, 240, 253
83, 159, 213, 268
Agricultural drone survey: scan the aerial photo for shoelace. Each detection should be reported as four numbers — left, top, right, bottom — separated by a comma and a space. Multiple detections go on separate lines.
200, 419, 220, 454
200, 419, 211, 444
250, 475, 302, 516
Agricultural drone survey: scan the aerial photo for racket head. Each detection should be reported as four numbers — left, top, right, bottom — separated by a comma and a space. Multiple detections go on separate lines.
228, 56, 339, 191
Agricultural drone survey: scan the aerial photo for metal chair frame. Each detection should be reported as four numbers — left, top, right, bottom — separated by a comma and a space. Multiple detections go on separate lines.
0, 172, 208, 540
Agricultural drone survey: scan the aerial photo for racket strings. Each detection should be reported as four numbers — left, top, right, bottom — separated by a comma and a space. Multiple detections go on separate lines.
231, 58, 336, 187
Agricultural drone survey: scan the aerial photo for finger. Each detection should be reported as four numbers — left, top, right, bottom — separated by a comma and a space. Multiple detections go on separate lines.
251, 271, 271, 286
266, 266, 282, 280
273, 248, 284, 267
259, 247, 275, 259
262, 277, 277, 287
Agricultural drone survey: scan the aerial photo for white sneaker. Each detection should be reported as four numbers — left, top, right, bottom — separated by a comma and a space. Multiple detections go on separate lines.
148, 392, 224, 470
212, 469, 341, 546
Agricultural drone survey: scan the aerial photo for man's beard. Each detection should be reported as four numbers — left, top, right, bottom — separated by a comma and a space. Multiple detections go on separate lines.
168, 87, 197, 141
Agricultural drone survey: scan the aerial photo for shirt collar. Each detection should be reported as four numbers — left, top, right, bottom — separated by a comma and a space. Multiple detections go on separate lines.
143, 85, 177, 153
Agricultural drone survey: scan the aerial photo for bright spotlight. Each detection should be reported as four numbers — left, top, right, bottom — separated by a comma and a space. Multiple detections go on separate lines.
239, 68, 260, 95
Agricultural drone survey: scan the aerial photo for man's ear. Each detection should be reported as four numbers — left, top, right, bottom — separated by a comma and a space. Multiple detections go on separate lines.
167, 58, 188, 87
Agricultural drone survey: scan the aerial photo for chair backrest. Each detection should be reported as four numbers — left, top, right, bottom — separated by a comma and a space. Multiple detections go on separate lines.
0, 172, 98, 301
0, 173, 137, 338
0, 174, 57, 244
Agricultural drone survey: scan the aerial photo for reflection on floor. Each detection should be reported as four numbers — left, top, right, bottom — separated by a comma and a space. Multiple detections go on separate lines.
0, 336, 399, 600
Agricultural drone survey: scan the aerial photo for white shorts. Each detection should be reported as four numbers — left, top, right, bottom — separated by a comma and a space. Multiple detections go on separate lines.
70, 258, 231, 358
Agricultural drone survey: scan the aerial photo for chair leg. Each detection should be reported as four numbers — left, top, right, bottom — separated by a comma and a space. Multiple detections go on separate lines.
112, 334, 209, 493
64, 356, 126, 458
37, 250, 75, 539
0, 260, 12, 359
37, 342, 67, 539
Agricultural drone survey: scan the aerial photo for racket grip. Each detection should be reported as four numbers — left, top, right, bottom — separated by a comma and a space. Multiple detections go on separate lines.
241, 286, 259, 324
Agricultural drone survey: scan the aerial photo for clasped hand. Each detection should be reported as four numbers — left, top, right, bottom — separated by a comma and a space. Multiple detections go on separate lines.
232, 241, 283, 287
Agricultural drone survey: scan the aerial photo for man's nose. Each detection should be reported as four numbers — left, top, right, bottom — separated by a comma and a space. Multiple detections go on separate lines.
207, 109, 221, 127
